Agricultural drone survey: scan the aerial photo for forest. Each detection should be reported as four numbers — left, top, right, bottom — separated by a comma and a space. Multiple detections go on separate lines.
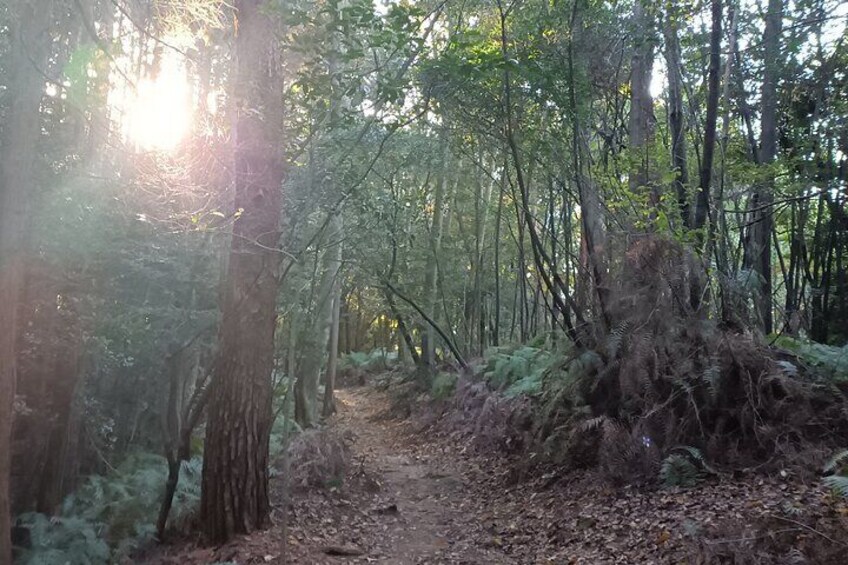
1, 0, 847, 562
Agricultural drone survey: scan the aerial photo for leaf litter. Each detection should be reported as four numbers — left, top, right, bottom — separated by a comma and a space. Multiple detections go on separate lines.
147, 382, 848, 564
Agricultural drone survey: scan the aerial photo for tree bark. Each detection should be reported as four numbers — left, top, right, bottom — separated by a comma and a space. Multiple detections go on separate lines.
694, 0, 722, 236
421, 129, 450, 372
690, 0, 723, 312
663, 2, 691, 228
322, 216, 344, 419
322, 290, 342, 418
744, 0, 783, 334
628, 0, 657, 211
0, 2, 54, 560
200, 0, 284, 544
295, 214, 342, 428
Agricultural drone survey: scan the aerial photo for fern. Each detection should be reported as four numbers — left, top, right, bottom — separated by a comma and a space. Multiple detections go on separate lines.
15, 513, 109, 565
339, 349, 398, 373
660, 446, 711, 487
483, 345, 552, 394
823, 449, 848, 474
774, 336, 848, 381
699, 362, 721, 401
430, 371, 458, 399
18, 451, 203, 563
823, 449, 848, 499
606, 322, 629, 358
823, 475, 848, 498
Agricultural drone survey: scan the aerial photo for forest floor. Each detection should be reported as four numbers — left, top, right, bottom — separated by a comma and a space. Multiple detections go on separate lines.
150, 381, 848, 564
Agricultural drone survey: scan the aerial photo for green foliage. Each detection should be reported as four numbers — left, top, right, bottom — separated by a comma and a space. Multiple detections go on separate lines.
659, 447, 710, 487
483, 345, 553, 397
430, 371, 457, 400
16, 453, 202, 563
823, 449, 848, 499
823, 476, 848, 498
14, 514, 109, 565
339, 348, 397, 373
773, 336, 848, 381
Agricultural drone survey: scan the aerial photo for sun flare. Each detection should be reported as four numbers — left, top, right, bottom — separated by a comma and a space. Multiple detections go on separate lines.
124, 55, 192, 151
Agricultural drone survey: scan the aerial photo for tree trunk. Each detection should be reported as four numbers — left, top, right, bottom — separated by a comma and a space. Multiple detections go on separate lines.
744, 0, 783, 334
322, 217, 344, 419
0, 2, 54, 560
694, 0, 722, 235
628, 0, 657, 211
568, 0, 609, 330
295, 214, 342, 428
322, 291, 342, 418
421, 129, 450, 372
200, 0, 284, 544
690, 0, 723, 312
663, 2, 691, 228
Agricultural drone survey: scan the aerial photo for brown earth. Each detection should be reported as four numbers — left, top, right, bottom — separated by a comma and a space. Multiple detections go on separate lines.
148, 384, 848, 564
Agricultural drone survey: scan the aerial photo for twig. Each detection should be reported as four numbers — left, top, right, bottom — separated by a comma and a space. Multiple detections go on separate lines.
769, 515, 848, 548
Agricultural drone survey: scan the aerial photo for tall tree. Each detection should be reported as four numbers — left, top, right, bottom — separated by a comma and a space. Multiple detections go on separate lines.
691, 0, 723, 311
200, 0, 284, 543
663, 0, 691, 228
628, 0, 657, 211
744, 0, 783, 333
0, 1, 54, 560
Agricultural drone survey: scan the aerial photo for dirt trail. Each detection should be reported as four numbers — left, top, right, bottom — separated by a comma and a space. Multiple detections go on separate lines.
296, 386, 515, 564
151, 383, 846, 565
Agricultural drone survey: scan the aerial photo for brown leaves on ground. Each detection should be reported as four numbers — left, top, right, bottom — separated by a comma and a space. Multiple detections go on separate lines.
146, 383, 847, 564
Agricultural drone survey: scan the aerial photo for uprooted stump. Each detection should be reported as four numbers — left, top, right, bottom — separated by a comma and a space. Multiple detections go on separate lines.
435, 237, 848, 483
546, 238, 848, 480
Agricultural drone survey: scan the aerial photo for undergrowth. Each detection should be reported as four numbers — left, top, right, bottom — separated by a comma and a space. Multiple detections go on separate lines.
437, 238, 848, 485
14, 453, 202, 564
339, 349, 397, 374
823, 449, 848, 498
773, 336, 848, 382
482, 344, 560, 398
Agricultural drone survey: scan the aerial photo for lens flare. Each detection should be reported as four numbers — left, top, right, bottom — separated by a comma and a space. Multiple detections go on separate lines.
125, 56, 191, 151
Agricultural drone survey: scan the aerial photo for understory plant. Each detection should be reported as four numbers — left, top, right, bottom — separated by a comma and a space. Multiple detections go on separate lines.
14, 453, 202, 564
823, 449, 848, 498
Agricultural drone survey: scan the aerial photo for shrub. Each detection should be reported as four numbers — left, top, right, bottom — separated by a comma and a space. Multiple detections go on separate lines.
339, 348, 397, 373
773, 336, 848, 382
14, 452, 202, 563
430, 371, 457, 400
14, 514, 109, 565
482, 344, 565, 397
286, 429, 351, 489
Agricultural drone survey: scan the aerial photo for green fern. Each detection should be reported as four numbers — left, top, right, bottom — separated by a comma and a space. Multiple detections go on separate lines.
773, 336, 848, 381
660, 447, 711, 487
18, 451, 203, 563
823, 449, 848, 499
823, 475, 848, 498
15, 513, 109, 565
823, 449, 848, 474
483, 345, 551, 394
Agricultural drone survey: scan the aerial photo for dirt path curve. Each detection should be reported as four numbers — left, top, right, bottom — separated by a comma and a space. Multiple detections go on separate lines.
297, 386, 515, 564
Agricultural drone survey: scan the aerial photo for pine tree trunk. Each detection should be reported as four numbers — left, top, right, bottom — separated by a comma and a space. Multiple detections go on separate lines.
0, 2, 54, 560
200, 0, 284, 544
